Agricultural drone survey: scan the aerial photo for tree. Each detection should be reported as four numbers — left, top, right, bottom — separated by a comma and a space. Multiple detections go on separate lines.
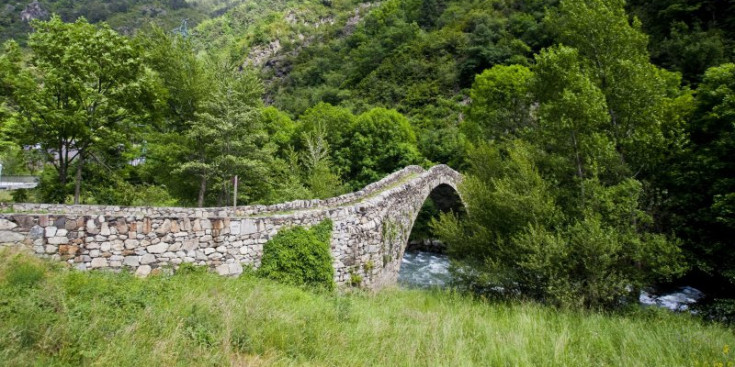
433, 0, 687, 309
345, 108, 423, 188
546, 0, 688, 176
433, 141, 685, 308
297, 102, 354, 175
1, 16, 156, 203
134, 26, 213, 205
301, 128, 346, 199
665, 63, 735, 305
465, 64, 534, 142
176, 59, 270, 207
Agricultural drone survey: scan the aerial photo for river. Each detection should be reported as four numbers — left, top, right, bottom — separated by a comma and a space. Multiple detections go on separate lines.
397, 249, 704, 311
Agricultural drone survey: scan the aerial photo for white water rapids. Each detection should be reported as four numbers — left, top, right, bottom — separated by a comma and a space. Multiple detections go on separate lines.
397, 250, 705, 311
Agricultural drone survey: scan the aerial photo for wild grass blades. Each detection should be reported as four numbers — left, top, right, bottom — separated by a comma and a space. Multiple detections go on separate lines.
1, 249, 733, 366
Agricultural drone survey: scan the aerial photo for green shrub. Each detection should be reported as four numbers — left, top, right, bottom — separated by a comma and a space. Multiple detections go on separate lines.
258, 219, 335, 291
1, 255, 46, 291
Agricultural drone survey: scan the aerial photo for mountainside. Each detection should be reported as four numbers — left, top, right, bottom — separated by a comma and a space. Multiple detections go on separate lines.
0, 0, 247, 42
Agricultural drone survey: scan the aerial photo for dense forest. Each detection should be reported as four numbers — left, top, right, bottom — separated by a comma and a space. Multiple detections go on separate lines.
0, 0, 734, 318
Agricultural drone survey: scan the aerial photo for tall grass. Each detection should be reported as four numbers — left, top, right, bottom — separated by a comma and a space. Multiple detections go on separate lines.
1, 250, 733, 366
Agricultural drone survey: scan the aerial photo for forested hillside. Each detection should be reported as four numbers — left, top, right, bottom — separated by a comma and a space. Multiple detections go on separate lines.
1, 0, 734, 320
0, 0, 246, 42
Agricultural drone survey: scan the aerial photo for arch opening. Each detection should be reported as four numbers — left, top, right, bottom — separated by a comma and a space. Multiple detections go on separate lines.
398, 183, 466, 288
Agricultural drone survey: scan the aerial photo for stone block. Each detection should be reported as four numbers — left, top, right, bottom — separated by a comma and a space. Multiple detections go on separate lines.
241, 219, 258, 235
29, 225, 44, 239
90, 258, 108, 268
45, 226, 57, 238
116, 219, 128, 234
201, 220, 212, 230
0, 219, 17, 230
147, 243, 168, 254
48, 236, 69, 245
123, 256, 139, 267
216, 263, 231, 276
56, 229, 68, 237
140, 253, 156, 265
135, 265, 151, 278
143, 219, 152, 234
156, 219, 171, 234
110, 255, 124, 262
230, 220, 241, 235
183, 239, 197, 252
65, 219, 78, 230
112, 240, 124, 252
124, 239, 139, 248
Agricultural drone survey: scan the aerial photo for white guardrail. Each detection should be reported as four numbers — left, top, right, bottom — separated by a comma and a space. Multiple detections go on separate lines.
0, 176, 40, 190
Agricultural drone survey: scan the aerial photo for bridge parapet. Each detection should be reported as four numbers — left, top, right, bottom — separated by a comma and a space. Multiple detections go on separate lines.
0, 165, 462, 288
5, 165, 427, 218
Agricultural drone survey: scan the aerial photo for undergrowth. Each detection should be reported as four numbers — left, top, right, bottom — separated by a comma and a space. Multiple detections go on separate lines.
0, 249, 733, 366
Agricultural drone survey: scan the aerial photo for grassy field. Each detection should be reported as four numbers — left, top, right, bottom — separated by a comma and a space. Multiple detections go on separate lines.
0, 250, 733, 366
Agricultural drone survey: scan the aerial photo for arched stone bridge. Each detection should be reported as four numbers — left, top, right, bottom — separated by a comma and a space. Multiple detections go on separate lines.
0, 165, 462, 289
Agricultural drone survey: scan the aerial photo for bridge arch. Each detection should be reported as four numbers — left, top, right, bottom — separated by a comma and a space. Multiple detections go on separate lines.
332, 164, 464, 289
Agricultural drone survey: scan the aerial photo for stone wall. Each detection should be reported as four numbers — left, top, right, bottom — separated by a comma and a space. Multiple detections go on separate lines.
0, 165, 462, 289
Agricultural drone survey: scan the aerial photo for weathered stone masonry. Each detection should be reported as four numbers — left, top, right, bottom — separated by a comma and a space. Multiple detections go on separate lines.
0, 165, 462, 289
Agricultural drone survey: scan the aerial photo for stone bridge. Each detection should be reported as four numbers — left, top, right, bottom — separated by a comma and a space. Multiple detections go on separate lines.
0, 165, 462, 289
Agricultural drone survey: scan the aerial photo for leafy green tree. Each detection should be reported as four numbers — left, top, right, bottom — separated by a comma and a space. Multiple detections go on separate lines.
134, 26, 212, 204
628, 0, 735, 84
345, 107, 423, 188
297, 102, 354, 175
262, 106, 299, 157
301, 129, 347, 199
0, 16, 157, 203
434, 0, 688, 309
433, 142, 685, 308
546, 0, 688, 175
177, 59, 270, 207
465, 64, 534, 142
665, 63, 735, 303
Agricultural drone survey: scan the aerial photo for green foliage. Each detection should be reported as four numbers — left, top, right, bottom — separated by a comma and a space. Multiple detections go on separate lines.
546, 0, 688, 176
628, 0, 735, 84
0, 251, 734, 365
1, 255, 46, 291
433, 141, 685, 309
346, 107, 423, 188
258, 219, 335, 291
664, 63, 735, 306
1, 16, 157, 204
465, 64, 534, 142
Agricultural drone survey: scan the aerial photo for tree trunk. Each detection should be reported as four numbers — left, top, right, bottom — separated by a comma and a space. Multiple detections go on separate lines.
571, 130, 585, 204
74, 153, 83, 205
197, 175, 207, 208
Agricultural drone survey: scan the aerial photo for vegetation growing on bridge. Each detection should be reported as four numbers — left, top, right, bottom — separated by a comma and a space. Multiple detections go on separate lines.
258, 219, 335, 291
